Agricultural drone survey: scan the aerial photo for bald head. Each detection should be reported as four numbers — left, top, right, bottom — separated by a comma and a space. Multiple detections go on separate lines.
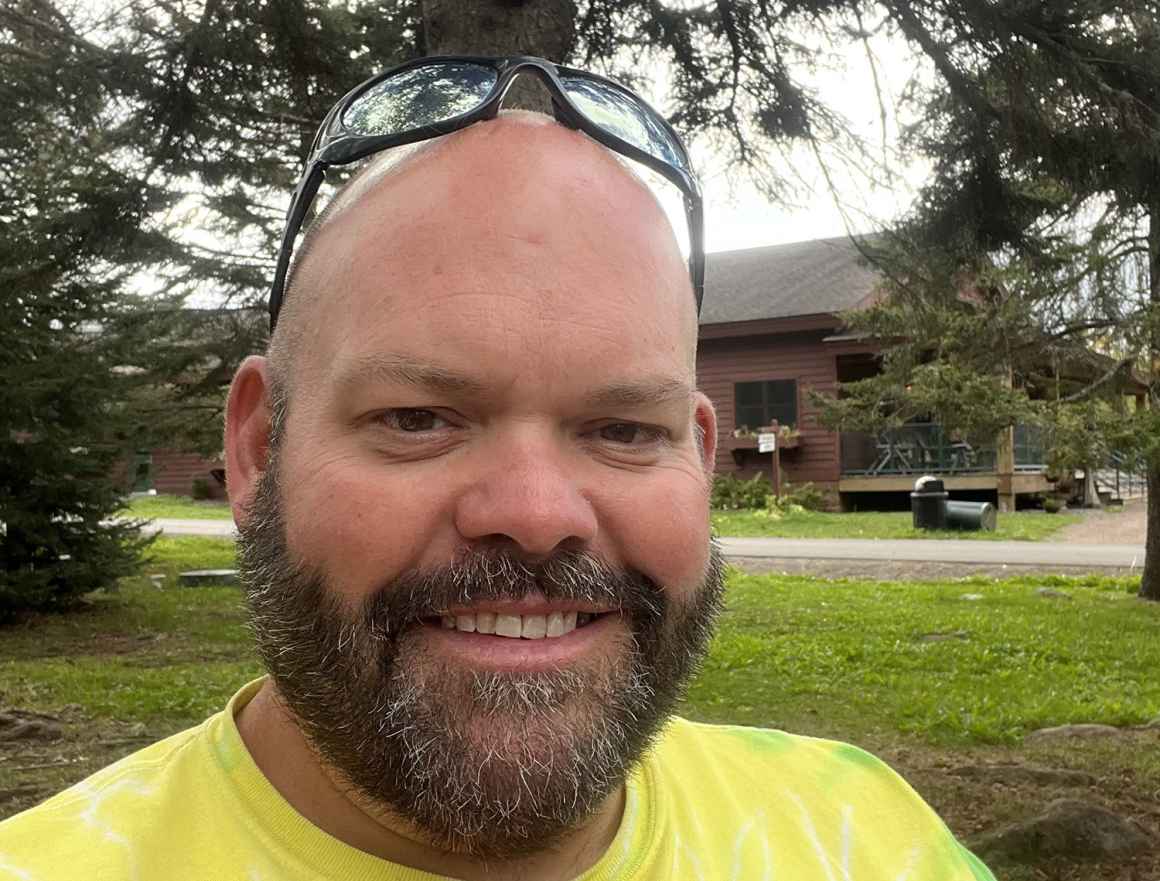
267, 111, 697, 400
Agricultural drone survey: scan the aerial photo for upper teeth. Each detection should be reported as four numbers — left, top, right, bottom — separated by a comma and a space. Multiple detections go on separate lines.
441, 611, 584, 639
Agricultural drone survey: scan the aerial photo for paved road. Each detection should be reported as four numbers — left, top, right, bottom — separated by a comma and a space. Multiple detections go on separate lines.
146, 518, 238, 538
718, 536, 1145, 570
148, 518, 1145, 569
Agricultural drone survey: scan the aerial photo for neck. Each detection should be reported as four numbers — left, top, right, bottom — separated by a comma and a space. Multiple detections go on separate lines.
236, 679, 625, 881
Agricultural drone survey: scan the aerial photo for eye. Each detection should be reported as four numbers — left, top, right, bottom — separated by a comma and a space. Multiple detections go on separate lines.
380, 408, 448, 432
598, 422, 664, 445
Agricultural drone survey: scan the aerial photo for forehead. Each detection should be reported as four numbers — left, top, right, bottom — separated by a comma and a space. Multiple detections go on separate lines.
289, 115, 696, 393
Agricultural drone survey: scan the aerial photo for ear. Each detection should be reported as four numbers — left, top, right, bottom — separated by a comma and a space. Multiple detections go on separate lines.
692, 391, 718, 477
225, 356, 274, 526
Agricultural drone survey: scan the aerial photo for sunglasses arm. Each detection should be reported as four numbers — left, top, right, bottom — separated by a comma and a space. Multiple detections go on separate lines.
270, 164, 327, 330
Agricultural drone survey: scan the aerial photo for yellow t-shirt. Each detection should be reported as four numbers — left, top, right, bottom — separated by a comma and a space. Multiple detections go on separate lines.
0, 678, 994, 880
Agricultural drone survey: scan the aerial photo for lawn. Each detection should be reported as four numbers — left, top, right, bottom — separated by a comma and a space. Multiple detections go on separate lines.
121, 493, 234, 521
711, 507, 1079, 540
5, 539, 1160, 878
2, 538, 1153, 739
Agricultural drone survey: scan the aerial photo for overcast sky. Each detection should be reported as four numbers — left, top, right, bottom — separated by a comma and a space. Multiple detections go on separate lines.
685, 30, 932, 254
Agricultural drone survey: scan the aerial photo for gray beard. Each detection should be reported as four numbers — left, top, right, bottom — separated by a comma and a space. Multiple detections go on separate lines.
236, 455, 724, 859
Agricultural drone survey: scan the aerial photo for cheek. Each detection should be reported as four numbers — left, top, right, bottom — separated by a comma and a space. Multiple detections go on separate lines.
598, 471, 712, 598
279, 450, 455, 601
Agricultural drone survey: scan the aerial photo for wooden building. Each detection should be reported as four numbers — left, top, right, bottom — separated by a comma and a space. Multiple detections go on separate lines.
697, 237, 1050, 511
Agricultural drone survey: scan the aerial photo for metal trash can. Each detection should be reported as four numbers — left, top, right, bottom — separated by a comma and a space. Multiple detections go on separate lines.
911, 475, 949, 530
945, 500, 997, 531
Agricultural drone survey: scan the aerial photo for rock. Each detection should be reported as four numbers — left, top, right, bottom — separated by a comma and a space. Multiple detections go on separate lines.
950, 763, 1096, 787
178, 569, 238, 587
1025, 723, 1123, 742
918, 630, 970, 643
970, 798, 1152, 864
1036, 587, 1072, 599
0, 711, 63, 743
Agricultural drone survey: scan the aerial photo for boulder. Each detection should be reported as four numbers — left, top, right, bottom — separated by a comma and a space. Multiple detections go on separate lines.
0, 711, 63, 743
950, 763, 1096, 787
970, 798, 1152, 864
178, 569, 238, 587
1025, 723, 1123, 742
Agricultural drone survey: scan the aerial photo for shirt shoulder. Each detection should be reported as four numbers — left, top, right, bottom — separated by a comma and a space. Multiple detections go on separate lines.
638, 718, 995, 880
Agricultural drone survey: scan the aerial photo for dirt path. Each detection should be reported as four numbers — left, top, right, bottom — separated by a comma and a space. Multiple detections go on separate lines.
1049, 498, 1148, 546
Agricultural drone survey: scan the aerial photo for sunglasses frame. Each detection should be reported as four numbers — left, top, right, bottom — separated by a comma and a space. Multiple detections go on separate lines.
268, 55, 705, 329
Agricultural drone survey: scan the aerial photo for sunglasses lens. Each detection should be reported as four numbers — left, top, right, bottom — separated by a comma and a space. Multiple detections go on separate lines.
559, 76, 688, 174
342, 62, 498, 135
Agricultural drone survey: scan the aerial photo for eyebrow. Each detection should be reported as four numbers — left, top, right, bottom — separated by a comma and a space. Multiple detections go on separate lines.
334, 353, 692, 409
333, 354, 489, 397
582, 378, 694, 410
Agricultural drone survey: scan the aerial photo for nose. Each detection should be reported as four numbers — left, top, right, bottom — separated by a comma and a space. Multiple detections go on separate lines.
454, 428, 598, 558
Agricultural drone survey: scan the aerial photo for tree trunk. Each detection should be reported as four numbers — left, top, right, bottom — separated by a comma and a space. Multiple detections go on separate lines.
421, 0, 577, 112
1139, 194, 1160, 600
1081, 466, 1103, 509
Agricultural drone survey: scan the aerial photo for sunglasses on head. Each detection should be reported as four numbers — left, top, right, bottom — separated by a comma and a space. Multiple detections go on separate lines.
268, 55, 705, 330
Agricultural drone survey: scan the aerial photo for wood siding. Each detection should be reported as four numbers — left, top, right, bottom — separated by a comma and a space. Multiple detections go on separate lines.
151, 449, 225, 498
696, 329, 875, 494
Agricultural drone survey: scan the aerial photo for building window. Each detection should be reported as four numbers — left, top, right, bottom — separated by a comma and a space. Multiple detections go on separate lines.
734, 379, 797, 431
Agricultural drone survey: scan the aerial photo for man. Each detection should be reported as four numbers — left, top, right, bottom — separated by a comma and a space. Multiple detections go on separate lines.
0, 59, 994, 880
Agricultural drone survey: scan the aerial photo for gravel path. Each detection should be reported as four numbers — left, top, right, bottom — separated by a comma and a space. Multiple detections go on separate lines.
1048, 498, 1148, 546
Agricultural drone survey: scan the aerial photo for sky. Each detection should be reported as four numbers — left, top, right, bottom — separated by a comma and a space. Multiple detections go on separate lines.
679, 29, 933, 255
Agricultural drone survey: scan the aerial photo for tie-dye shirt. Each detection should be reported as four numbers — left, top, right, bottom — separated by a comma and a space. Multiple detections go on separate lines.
0, 677, 993, 880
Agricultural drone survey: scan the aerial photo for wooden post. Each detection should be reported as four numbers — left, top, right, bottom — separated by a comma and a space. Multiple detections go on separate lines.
996, 424, 1016, 512
770, 421, 781, 500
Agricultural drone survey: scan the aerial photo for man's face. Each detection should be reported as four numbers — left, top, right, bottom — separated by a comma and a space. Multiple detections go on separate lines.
232, 116, 722, 857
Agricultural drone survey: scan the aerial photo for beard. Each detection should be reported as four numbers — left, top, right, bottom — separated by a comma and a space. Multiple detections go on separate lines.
236, 456, 725, 859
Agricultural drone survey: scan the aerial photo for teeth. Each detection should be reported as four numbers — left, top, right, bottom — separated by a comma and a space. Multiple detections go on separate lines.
546, 611, 564, 638
439, 611, 592, 639
495, 614, 522, 638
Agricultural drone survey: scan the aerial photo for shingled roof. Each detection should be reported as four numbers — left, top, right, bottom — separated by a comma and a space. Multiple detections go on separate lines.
699, 236, 882, 326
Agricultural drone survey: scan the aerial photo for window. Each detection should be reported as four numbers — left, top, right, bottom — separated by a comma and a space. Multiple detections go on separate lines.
734, 379, 797, 431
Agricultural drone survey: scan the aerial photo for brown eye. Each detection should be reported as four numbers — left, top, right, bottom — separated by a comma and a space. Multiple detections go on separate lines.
600, 423, 646, 444
385, 409, 443, 432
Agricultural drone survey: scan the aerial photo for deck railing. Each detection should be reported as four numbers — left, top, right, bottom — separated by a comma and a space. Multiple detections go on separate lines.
840, 423, 997, 476
841, 423, 1050, 477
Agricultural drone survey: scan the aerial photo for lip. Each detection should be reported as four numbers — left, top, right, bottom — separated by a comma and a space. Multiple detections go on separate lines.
419, 612, 622, 672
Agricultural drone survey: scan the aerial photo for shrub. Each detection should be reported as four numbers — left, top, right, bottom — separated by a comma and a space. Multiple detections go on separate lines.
190, 478, 214, 501
711, 473, 771, 509
781, 481, 828, 511
1044, 496, 1064, 514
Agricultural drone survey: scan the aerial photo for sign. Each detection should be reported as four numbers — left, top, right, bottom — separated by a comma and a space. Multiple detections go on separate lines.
757, 432, 777, 453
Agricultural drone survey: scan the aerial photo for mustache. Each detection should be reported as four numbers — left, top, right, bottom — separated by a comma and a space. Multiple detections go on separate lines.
358, 548, 665, 633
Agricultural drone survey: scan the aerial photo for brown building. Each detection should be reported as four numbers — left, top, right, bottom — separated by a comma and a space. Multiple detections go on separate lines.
697, 236, 1050, 511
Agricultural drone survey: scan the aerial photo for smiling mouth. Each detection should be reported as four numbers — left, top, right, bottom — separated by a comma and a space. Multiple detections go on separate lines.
424, 611, 610, 640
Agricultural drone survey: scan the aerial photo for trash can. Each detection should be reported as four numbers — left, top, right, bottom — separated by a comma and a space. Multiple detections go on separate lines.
911, 475, 949, 530
945, 500, 997, 531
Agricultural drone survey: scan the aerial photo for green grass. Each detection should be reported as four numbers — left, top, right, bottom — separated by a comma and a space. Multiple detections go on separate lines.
0, 537, 257, 728
121, 494, 233, 520
682, 569, 1160, 744
711, 508, 1079, 540
3, 537, 1157, 750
